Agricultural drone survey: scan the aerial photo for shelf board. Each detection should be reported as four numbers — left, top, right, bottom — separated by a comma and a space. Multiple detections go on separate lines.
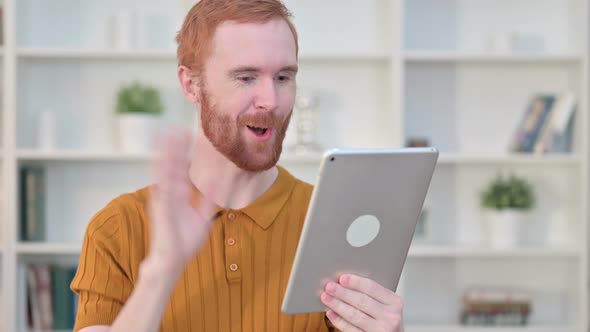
299, 52, 390, 61
17, 149, 154, 162
407, 325, 577, 332
405, 51, 583, 63
16, 242, 81, 255
16, 48, 390, 62
437, 153, 581, 166
408, 245, 579, 258
17, 48, 177, 60
17, 149, 323, 163
16, 150, 581, 166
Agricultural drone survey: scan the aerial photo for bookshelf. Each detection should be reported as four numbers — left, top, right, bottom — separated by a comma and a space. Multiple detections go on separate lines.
1, 0, 589, 331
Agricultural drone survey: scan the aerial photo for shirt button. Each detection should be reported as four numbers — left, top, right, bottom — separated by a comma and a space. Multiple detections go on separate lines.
230, 263, 239, 271
228, 212, 236, 220
227, 238, 236, 246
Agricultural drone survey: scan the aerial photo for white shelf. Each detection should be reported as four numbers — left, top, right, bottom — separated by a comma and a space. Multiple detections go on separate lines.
17, 48, 177, 60
437, 153, 581, 166
405, 51, 583, 63
406, 325, 577, 332
299, 52, 390, 61
16, 149, 323, 164
4, 1, 588, 331
17, 149, 154, 162
408, 245, 580, 258
16, 48, 390, 62
16, 243, 81, 255
17, 150, 579, 166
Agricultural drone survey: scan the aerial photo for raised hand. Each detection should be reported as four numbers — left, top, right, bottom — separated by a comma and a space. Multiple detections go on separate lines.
148, 128, 217, 274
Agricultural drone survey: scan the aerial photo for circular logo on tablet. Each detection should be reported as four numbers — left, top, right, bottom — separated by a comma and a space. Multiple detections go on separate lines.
346, 215, 381, 248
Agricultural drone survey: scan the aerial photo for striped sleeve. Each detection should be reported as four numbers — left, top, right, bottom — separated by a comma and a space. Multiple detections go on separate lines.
70, 201, 134, 331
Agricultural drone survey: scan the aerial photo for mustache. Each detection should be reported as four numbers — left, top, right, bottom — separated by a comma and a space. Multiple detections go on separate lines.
237, 112, 284, 129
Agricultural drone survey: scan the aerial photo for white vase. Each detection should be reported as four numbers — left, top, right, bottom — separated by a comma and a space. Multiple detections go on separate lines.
116, 114, 160, 153
546, 209, 571, 248
485, 209, 527, 249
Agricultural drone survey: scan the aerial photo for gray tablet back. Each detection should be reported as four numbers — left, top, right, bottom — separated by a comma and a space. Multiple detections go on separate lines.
282, 147, 438, 314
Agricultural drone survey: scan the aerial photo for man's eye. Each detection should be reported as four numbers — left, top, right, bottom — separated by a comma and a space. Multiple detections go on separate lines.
277, 75, 291, 82
238, 76, 255, 83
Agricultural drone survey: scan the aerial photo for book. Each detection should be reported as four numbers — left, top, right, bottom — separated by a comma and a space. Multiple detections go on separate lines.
27, 264, 78, 329
510, 94, 556, 153
461, 288, 531, 326
27, 265, 54, 330
533, 92, 577, 154
19, 167, 46, 241
51, 265, 77, 329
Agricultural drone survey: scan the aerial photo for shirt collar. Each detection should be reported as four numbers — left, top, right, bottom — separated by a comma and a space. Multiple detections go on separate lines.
190, 165, 297, 230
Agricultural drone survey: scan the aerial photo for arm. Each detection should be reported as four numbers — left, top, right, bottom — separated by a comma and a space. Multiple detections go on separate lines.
74, 251, 186, 332
106, 257, 184, 332
73, 130, 217, 332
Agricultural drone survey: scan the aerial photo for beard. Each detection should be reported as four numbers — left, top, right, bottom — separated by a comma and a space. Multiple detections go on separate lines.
199, 85, 292, 172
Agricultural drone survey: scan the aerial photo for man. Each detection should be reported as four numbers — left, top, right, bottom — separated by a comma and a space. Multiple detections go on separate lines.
71, 0, 404, 331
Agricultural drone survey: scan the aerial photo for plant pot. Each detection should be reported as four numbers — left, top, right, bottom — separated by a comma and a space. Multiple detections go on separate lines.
485, 209, 528, 249
116, 113, 160, 153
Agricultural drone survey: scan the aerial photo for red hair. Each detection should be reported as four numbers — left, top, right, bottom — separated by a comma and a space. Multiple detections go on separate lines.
176, 0, 299, 74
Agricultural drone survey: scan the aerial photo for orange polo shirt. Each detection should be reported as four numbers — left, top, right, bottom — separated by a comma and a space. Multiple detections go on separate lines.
71, 165, 336, 331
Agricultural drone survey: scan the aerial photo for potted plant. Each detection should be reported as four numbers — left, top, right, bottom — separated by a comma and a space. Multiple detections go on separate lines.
480, 174, 535, 249
115, 81, 164, 152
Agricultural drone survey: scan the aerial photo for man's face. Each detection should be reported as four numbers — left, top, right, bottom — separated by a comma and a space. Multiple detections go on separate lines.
198, 19, 298, 172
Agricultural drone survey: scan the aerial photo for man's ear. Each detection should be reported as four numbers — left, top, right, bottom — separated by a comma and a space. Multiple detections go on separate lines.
177, 65, 201, 104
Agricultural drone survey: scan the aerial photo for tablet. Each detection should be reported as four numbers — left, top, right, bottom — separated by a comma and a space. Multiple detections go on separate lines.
281, 147, 438, 314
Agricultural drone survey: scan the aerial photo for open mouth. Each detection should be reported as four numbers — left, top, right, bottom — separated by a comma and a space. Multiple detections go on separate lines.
247, 125, 269, 136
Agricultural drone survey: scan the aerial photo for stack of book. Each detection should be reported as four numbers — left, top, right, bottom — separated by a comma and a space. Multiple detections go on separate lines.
460, 288, 532, 326
26, 264, 78, 330
510, 92, 576, 154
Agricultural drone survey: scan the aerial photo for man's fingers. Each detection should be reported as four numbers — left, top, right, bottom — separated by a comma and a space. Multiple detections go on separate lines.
326, 310, 363, 332
322, 292, 374, 331
154, 129, 193, 201
325, 281, 383, 320
339, 274, 399, 307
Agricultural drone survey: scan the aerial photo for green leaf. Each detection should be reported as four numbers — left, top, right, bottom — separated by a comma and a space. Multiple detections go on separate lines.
116, 81, 164, 115
480, 173, 535, 211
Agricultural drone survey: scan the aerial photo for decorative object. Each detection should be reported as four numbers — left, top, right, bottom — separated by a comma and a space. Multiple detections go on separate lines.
136, 10, 179, 50
115, 81, 163, 153
406, 137, 430, 147
110, 10, 136, 50
413, 200, 430, 243
461, 287, 531, 326
38, 109, 56, 151
294, 89, 322, 154
282, 113, 298, 152
512, 33, 545, 53
480, 174, 535, 248
545, 208, 571, 247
